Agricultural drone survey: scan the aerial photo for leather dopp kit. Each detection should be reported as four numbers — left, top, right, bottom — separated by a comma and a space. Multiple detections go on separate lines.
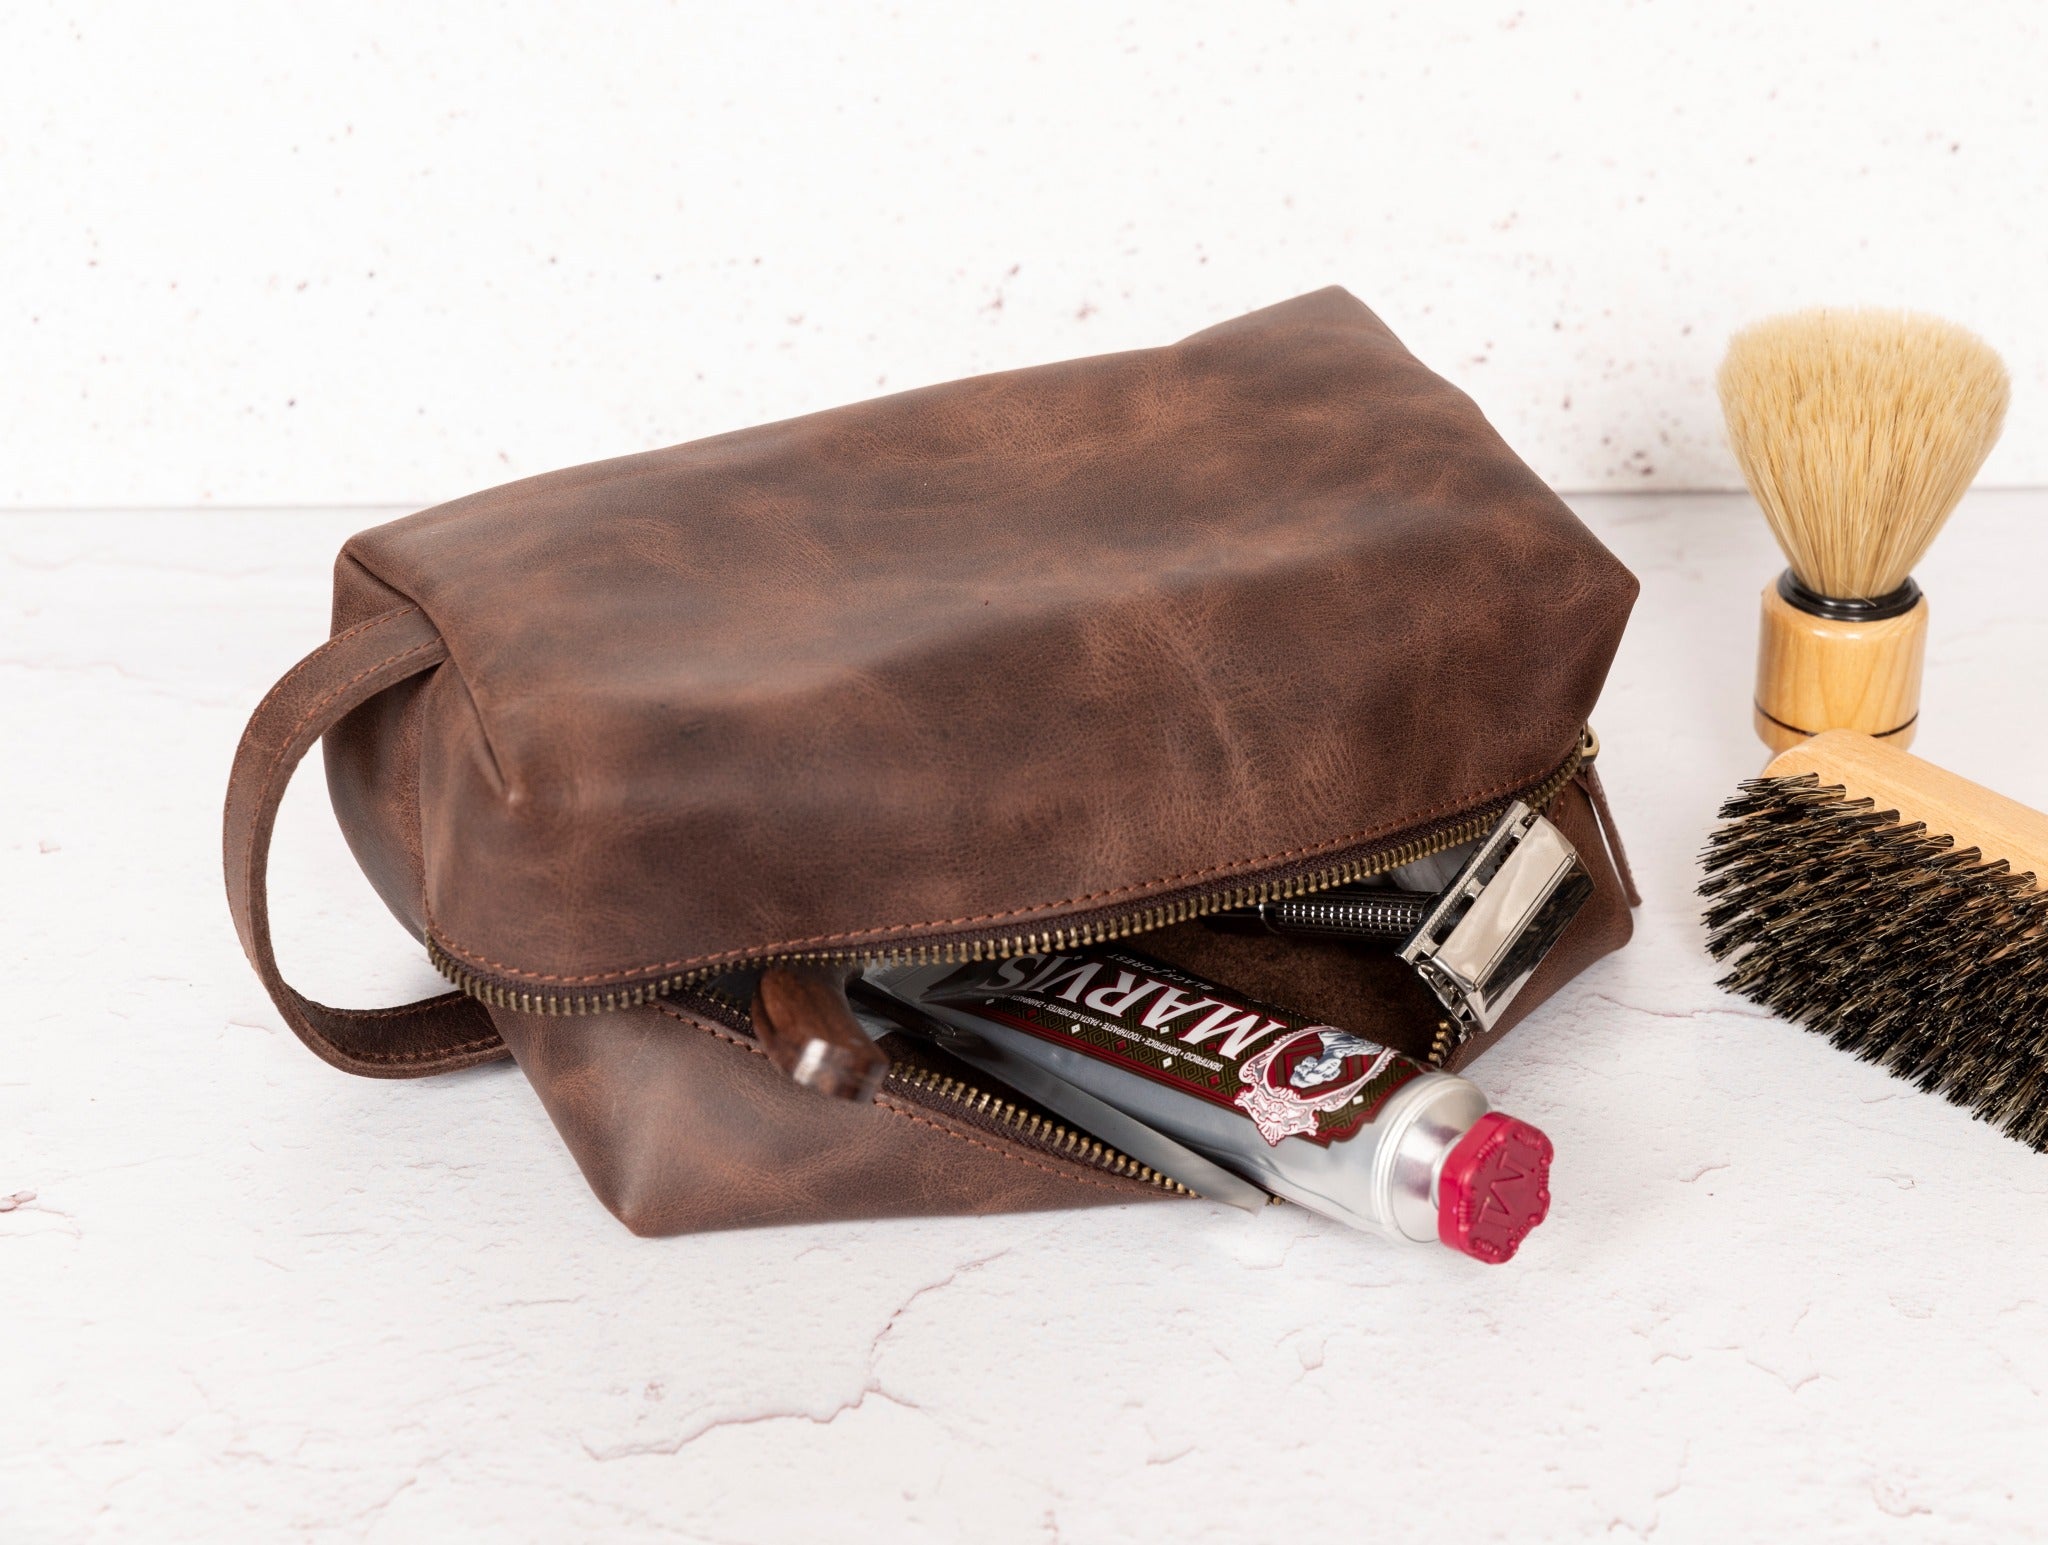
224, 287, 1640, 1236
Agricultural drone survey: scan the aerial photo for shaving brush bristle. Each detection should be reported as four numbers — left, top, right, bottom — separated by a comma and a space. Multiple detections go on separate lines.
1718, 309, 2009, 600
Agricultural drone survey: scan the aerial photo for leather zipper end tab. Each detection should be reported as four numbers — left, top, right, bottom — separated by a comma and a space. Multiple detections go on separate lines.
751, 964, 889, 1103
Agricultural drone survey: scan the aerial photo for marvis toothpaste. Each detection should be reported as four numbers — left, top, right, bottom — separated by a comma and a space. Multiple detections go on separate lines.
865, 946, 1554, 1263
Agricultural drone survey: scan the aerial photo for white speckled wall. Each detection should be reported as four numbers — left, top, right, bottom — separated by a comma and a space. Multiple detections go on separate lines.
5, 1, 2045, 507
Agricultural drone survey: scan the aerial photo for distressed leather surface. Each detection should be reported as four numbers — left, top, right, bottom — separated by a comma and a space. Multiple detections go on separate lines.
489, 773, 1639, 1237
231, 285, 1644, 1231
492, 1001, 1166, 1236
225, 603, 504, 1077
328, 287, 1637, 996
1140, 772, 1635, 1071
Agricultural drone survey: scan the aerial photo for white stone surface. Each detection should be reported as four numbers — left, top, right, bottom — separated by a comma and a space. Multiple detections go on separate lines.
6, 491, 2048, 1543
7, 0, 2048, 508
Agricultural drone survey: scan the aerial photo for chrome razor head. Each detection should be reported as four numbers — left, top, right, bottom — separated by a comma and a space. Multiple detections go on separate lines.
1398, 802, 1592, 1054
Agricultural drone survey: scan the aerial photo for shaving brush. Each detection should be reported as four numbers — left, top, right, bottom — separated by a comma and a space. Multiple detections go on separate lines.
1717, 310, 2009, 754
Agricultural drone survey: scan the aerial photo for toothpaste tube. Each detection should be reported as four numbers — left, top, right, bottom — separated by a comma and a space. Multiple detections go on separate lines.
865, 946, 1554, 1263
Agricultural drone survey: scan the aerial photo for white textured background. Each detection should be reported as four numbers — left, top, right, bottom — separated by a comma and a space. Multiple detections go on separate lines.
4, 0, 2046, 507
11, 6, 2048, 1542
9, 493, 2048, 1542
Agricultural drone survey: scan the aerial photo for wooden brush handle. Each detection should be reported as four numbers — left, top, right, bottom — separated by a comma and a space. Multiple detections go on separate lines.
1753, 579, 1927, 754
1766, 730, 2048, 890
750, 964, 889, 1103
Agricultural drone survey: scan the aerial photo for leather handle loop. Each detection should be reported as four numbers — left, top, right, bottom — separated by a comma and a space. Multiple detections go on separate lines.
223, 606, 507, 1077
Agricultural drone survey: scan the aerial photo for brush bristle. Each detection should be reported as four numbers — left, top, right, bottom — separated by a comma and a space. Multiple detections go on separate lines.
1700, 772, 2048, 1149
1717, 309, 2009, 599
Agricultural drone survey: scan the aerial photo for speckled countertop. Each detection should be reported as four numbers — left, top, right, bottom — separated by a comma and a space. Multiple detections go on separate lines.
5, 493, 2046, 1542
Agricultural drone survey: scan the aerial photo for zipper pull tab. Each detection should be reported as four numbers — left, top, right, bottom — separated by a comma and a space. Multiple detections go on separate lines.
1398, 801, 1593, 1058
751, 964, 889, 1102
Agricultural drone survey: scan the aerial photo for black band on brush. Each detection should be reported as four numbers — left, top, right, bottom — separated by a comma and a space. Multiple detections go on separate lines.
1777, 569, 1922, 622
1753, 701, 1919, 741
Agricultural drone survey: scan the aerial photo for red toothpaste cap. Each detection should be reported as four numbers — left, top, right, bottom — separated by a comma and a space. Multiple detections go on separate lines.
1436, 1112, 1554, 1264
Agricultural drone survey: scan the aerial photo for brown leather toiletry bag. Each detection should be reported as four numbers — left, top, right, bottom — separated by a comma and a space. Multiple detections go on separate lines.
225, 287, 1640, 1235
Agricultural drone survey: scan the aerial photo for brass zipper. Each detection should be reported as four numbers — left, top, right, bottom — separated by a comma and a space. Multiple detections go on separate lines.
682, 976, 1204, 1196
884, 1059, 1203, 1196
434, 727, 1593, 1197
427, 727, 1595, 1017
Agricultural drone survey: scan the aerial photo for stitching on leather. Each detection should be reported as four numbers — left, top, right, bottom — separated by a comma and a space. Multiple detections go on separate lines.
875, 1103, 1147, 1194
293, 989, 503, 1065
1578, 764, 1642, 908
245, 606, 422, 736
421, 749, 1570, 986
649, 1004, 1153, 1195
245, 628, 451, 1067
655, 1002, 770, 1061
321, 996, 475, 1022
348, 1036, 503, 1064
258, 636, 445, 797
288, 991, 503, 1067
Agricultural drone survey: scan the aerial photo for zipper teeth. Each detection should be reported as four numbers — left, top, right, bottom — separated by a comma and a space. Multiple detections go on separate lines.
684, 978, 1203, 1196
882, 1061, 1197, 1196
429, 731, 1589, 1017
430, 731, 1588, 1194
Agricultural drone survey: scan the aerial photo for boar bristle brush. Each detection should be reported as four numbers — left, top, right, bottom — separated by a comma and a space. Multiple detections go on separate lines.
1700, 730, 2048, 1148
1718, 309, 2008, 754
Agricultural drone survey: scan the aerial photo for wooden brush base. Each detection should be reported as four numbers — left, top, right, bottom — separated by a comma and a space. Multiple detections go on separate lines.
1765, 730, 2048, 886
1753, 578, 1927, 754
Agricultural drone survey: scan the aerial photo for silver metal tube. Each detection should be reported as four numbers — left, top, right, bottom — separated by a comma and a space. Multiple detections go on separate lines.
865, 945, 1554, 1263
